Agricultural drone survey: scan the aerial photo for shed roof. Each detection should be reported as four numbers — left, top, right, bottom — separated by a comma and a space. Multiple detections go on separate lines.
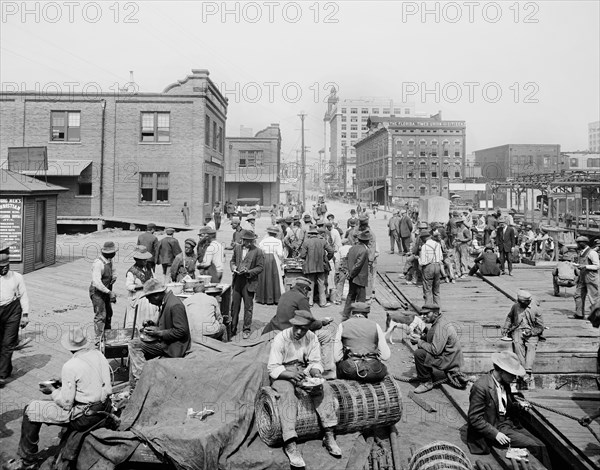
0, 169, 68, 194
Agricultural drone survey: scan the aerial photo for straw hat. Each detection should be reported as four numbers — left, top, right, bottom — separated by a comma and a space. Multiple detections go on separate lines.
133, 245, 153, 260
165, 227, 175, 235
61, 327, 89, 352
492, 350, 525, 377
266, 226, 280, 235
101, 241, 118, 254
141, 278, 166, 298
357, 230, 371, 241
241, 230, 257, 240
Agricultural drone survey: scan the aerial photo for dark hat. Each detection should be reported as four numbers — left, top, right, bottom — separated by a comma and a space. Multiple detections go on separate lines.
303, 214, 312, 220
594, 239, 600, 246
492, 350, 525, 377
357, 230, 371, 241
419, 229, 431, 238
289, 310, 316, 327
316, 220, 325, 226
348, 219, 357, 226
165, 227, 175, 235
417, 222, 429, 229
307, 225, 318, 235
246, 214, 256, 221
293, 215, 300, 221
242, 230, 257, 240
327, 214, 335, 219
101, 241, 118, 254
284, 216, 293, 224
420, 303, 440, 314
350, 302, 370, 314
61, 327, 89, 352
266, 226, 280, 234
231, 216, 241, 223
198, 226, 211, 235
147, 223, 156, 230
509, 208, 517, 214
350, 209, 356, 214
141, 278, 166, 298
325, 222, 333, 229
498, 216, 507, 223
452, 211, 459, 217
184, 238, 197, 248
133, 245, 153, 260
484, 246, 494, 252
294, 277, 312, 289
358, 214, 369, 223
576, 235, 590, 243
0, 253, 9, 266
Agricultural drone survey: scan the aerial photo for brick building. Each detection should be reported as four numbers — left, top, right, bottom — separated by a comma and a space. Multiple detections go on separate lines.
224, 124, 281, 207
354, 112, 466, 205
0, 69, 227, 227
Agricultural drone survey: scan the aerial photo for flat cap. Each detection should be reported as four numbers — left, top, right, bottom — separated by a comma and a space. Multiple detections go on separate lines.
350, 302, 371, 314
576, 236, 590, 243
420, 303, 440, 313
517, 289, 532, 301
294, 277, 312, 288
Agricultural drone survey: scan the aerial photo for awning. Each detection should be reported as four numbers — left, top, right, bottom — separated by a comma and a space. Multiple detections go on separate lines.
21, 160, 92, 176
360, 185, 384, 194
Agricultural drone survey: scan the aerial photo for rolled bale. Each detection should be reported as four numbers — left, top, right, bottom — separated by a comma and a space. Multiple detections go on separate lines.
255, 375, 403, 446
408, 441, 473, 470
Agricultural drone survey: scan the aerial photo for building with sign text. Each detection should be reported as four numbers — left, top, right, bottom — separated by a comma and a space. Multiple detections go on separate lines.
354, 112, 466, 205
0, 69, 228, 228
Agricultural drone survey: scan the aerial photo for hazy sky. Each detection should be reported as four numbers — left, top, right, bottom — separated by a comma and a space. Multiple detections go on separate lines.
2, 1, 599, 164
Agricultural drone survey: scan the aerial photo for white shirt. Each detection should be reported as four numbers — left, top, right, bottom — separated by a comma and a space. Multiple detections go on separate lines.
205, 220, 216, 231
267, 328, 323, 379
91, 255, 113, 293
491, 373, 507, 415
419, 239, 443, 266
333, 321, 391, 362
0, 270, 29, 312
201, 240, 225, 273
330, 228, 342, 253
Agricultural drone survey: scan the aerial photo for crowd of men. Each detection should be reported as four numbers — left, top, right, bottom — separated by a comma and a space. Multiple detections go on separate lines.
1, 199, 598, 469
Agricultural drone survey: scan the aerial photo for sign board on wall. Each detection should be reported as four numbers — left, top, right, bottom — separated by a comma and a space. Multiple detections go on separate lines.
8, 147, 48, 172
0, 197, 23, 262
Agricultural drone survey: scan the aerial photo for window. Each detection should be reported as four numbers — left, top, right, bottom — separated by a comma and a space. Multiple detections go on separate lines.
239, 150, 264, 167
362, 126, 368, 131
372, 108, 379, 114
205, 115, 210, 145
588, 158, 600, 167
408, 184, 415, 190
212, 175, 217, 204
455, 151, 461, 157
383, 108, 390, 114
341, 108, 347, 113
361, 116, 368, 122
350, 108, 357, 114
395, 160, 403, 165
218, 126, 223, 153
351, 132, 358, 138
51, 111, 80, 142
404, 108, 410, 114
212, 122, 217, 150
454, 140, 461, 145
351, 125, 358, 131
420, 171, 426, 178
431, 171, 437, 178
140, 172, 169, 203
341, 133, 347, 139
362, 108, 368, 113
443, 150, 449, 157
77, 165, 92, 195
443, 171, 449, 177
341, 125, 347, 130
394, 108, 401, 115
420, 187, 426, 196
407, 172, 414, 178
141, 112, 169, 142
420, 151, 426, 157
431, 140, 438, 145
341, 116, 346, 122
351, 116, 358, 122
419, 139, 426, 144
454, 171, 461, 178
395, 184, 403, 190
204, 173, 210, 202
408, 139, 415, 145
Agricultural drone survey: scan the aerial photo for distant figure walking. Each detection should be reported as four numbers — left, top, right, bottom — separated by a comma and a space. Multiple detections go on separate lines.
181, 202, 190, 226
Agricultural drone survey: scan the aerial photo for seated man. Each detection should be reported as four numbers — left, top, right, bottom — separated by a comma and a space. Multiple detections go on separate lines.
334, 302, 390, 382
469, 246, 502, 276
467, 351, 552, 468
410, 303, 464, 394
262, 277, 336, 378
183, 284, 226, 342
128, 279, 191, 389
4, 327, 112, 470
552, 258, 577, 296
267, 310, 341, 467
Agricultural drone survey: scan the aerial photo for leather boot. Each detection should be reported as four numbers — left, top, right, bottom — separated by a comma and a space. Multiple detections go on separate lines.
283, 440, 305, 467
323, 429, 342, 457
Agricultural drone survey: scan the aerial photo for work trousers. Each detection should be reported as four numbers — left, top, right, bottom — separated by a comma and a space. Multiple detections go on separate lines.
307, 272, 327, 307
511, 330, 539, 373
0, 299, 22, 379
494, 418, 552, 469
128, 338, 165, 385
389, 231, 401, 253
367, 259, 377, 300
89, 287, 113, 346
333, 270, 347, 303
214, 214, 222, 230
316, 324, 336, 378
498, 248, 513, 274
574, 279, 599, 318
455, 243, 470, 276
400, 236, 411, 253
271, 379, 338, 443
442, 258, 456, 280
342, 282, 366, 321
230, 275, 255, 335
337, 357, 387, 383
414, 348, 435, 381
421, 263, 441, 307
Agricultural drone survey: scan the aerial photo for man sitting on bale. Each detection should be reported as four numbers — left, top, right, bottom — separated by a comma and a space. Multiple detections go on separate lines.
467, 351, 552, 468
410, 303, 464, 394
334, 302, 390, 382
128, 279, 191, 390
262, 277, 336, 378
267, 310, 341, 467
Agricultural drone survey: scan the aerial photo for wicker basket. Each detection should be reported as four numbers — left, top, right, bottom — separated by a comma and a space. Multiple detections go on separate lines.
255, 375, 403, 446
408, 441, 473, 470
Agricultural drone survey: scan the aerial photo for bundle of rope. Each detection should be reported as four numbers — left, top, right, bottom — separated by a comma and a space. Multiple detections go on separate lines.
408, 441, 473, 470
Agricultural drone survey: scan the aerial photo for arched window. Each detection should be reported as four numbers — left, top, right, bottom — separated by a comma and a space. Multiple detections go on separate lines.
395, 139, 403, 145
431, 140, 438, 145
442, 140, 449, 145
408, 184, 415, 190
420, 161, 427, 166
419, 139, 426, 145
454, 140, 461, 145
408, 160, 415, 166
408, 139, 415, 145
395, 184, 403, 190
395, 160, 403, 165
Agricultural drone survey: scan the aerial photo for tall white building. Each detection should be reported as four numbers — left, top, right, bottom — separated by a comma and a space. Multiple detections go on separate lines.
323, 89, 423, 173
589, 121, 600, 152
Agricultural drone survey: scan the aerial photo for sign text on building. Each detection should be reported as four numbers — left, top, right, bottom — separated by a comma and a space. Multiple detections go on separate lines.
0, 197, 23, 262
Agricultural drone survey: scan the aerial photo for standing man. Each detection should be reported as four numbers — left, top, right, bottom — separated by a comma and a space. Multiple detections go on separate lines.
388, 210, 401, 254
299, 226, 334, 308
181, 202, 190, 226
454, 217, 472, 278
204, 215, 216, 231
225, 217, 244, 250
197, 227, 224, 283
158, 228, 182, 278
137, 223, 159, 273
347, 209, 358, 228
502, 289, 544, 388
418, 230, 442, 307
213, 201, 223, 230
343, 231, 370, 320
573, 235, 600, 319
496, 217, 517, 276
398, 209, 413, 254
230, 230, 264, 339
410, 303, 464, 394
170, 239, 197, 282
128, 279, 191, 389
89, 241, 118, 347
0, 253, 29, 388
467, 351, 551, 468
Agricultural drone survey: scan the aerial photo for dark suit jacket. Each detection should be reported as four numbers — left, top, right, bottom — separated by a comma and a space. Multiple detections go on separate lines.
467, 371, 521, 454
137, 232, 159, 263
230, 244, 264, 292
157, 291, 191, 358
399, 216, 413, 238
347, 243, 369, 287
496, 226, 516, 252
299, 235, 334, 274
158, 236, 182, 265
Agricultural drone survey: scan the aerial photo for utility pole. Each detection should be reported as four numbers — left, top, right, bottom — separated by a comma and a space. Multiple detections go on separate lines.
343, 145, 348, 197
299, 112, 307, 209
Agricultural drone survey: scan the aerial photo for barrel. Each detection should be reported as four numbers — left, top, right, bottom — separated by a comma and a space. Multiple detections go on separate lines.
408, 441, 473, 470
255, 375, 403, 446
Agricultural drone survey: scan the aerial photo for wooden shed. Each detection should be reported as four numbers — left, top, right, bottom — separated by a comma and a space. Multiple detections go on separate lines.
0, 169, 67, 274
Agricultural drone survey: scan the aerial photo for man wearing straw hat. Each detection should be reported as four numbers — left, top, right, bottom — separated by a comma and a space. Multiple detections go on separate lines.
267, 309, 341, 467
573, 235, 599, 319
89, 241, 118, 347
467, 351, 551, 468
4, 327, 112, 470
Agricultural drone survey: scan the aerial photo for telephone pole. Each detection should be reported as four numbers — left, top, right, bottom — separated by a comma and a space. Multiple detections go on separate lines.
299, 112, 307, 209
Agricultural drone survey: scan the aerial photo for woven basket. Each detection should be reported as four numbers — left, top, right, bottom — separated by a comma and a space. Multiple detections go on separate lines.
408, 441, 473, 470
255, 375, 403, 446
